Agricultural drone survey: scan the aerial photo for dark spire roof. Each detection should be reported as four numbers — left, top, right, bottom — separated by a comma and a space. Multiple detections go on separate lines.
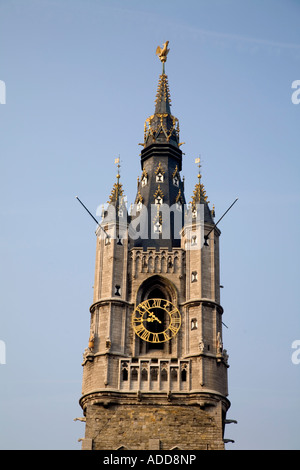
131, 42, 186, 250
107, 161, 125, 207
190, 169, 215, 225
143, 72, 180, 149
103, 165, 127, 224
107, 177, 124, 206
154, 73, 172, 114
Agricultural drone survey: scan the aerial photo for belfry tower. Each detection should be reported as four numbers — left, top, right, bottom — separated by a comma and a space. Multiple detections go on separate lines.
79, 43, 231, 450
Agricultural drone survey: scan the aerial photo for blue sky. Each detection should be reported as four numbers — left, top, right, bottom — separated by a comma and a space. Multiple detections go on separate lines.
0, 0, 299, 449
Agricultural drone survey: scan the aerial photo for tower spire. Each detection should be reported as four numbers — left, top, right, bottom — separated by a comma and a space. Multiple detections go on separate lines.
107, 157, 124, 205
190, 157, 215, 224
143, 41, 180, 149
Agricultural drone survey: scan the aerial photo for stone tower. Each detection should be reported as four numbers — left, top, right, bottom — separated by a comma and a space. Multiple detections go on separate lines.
79, 44, 230, 450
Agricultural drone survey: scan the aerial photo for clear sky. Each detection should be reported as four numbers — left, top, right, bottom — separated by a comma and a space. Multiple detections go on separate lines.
0, 0, 299, 450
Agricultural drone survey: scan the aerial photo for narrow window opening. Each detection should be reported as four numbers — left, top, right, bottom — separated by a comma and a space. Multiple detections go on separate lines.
170, 368, 178, 381
150, 368, 158, 381
156, 172, 164, 183
161, 369, 168, 382
131, 368, 138, 381
154, 222, 162, 233
173, 176, 179, 186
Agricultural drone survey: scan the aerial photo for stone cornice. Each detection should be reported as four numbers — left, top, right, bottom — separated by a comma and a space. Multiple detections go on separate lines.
79, 389, 230, 412
90, 298, 134, 313
180, 298, 224, 314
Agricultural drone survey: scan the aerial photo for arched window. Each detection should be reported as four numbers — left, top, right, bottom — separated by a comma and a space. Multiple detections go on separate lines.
141, 368, 148, 381
170, 368, 178, 381
161, 368, 168, 382
150, 367, 158, 381
146, 287, 166, 351
136, 275, 177, 354
131, 368, 138, 381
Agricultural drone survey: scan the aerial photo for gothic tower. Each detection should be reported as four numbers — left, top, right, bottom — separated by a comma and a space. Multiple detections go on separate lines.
79, 43, 231, 450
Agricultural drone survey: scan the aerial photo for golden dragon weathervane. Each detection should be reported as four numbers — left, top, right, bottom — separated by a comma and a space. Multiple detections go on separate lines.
156, 41, 170, 73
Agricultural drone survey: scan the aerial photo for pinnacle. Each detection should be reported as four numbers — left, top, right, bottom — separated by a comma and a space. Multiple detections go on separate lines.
154, 74, 172, 115
107, 180, 125, 205
143, 73, 180, 148
190, 176, 215, 225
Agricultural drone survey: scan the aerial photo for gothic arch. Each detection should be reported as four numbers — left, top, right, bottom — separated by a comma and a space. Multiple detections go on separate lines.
136, 274, 178, 305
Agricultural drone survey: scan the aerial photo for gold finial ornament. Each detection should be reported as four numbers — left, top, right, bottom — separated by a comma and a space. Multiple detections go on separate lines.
115, 156, 121, 177
107, 157, 125, 204
156, 41, 170, 63
190, 156, 210, 208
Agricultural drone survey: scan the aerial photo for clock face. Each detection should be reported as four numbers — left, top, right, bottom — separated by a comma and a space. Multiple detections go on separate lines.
132, 298, 181, 343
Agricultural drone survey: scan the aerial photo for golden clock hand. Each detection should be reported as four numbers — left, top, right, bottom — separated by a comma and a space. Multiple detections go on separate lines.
146, 311, 162, 324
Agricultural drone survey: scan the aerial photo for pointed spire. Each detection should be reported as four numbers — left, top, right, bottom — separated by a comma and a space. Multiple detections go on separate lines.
107, 179, 124, 205
154, 73, 172, 115
107, 157, 124, 205
133, 43, 185, 249
105, 157, 127, 225
143, 41, 180, 149
190, 158, 214, 224
190, 158, 209, 206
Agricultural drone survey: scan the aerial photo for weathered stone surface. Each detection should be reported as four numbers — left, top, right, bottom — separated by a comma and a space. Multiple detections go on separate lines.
82, 401, 225, 450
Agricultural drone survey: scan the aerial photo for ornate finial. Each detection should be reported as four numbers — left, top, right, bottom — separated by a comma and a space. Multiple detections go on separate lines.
156, 41, 170, 63
156, 41, 170, 74
107, 157, 125, 204
115, 156, 121, 179
190, 157, 210, 209
195, 157, 202, 184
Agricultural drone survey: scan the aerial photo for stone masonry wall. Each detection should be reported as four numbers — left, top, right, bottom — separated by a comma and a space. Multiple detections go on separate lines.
83, 402, 225, 450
